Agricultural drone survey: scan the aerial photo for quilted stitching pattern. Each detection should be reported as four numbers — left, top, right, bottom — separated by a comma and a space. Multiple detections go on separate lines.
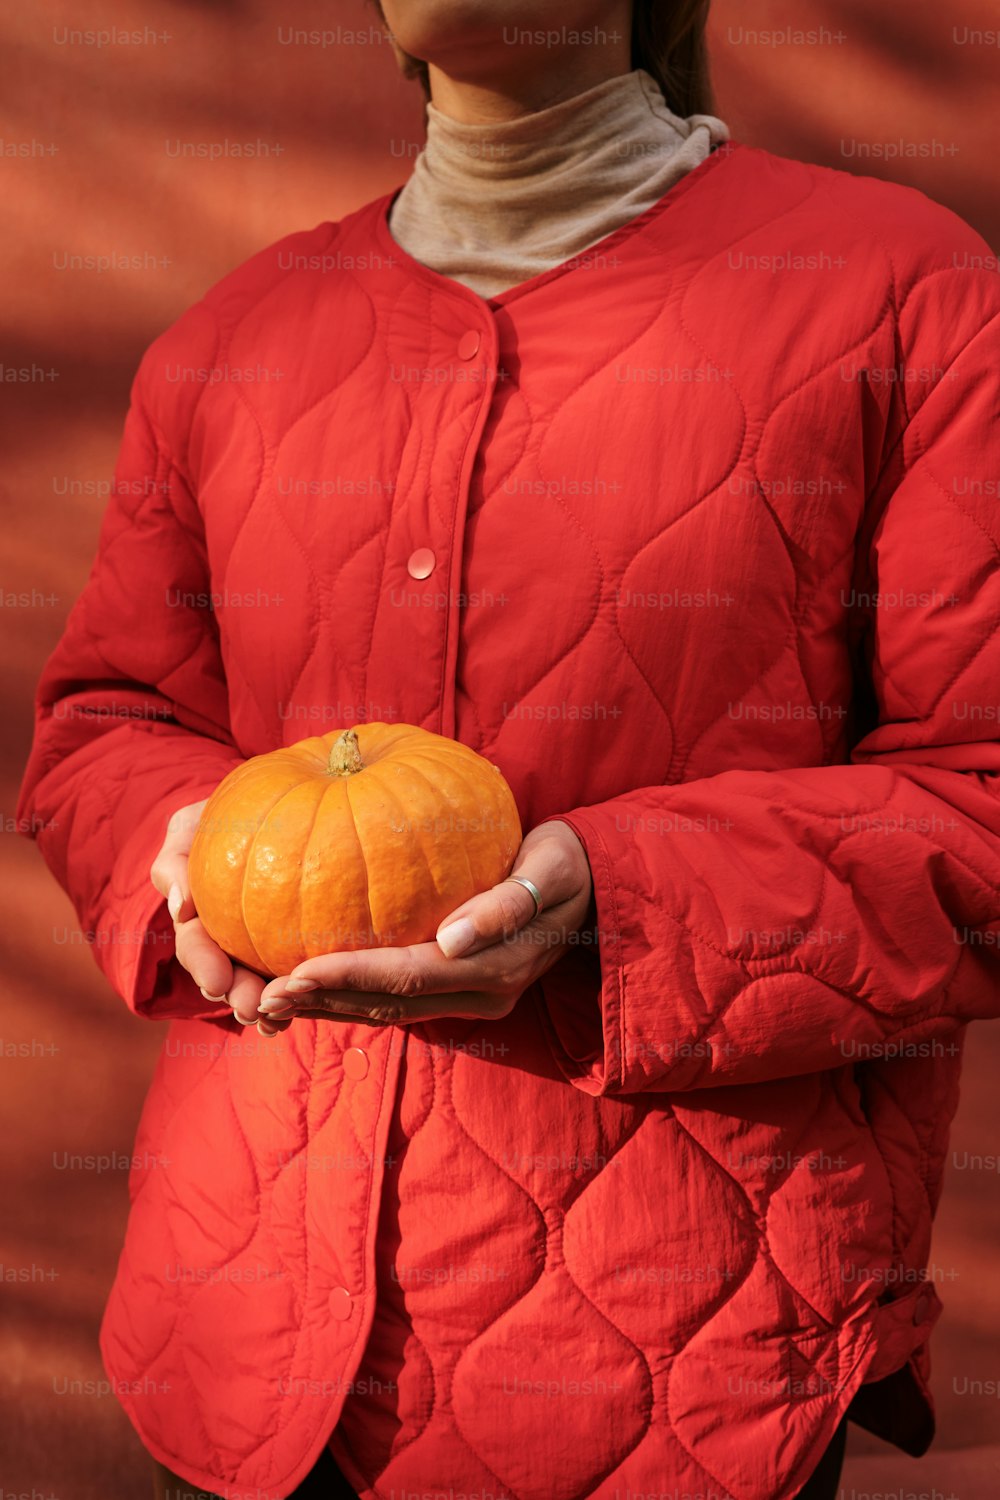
15, 143, 1000, 1499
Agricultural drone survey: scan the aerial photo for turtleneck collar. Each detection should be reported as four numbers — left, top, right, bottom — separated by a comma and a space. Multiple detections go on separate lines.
387, 68, 730, 299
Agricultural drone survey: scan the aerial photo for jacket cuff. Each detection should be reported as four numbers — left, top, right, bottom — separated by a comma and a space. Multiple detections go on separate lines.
533, 810, 625, 1095
101, 784, 243, 1023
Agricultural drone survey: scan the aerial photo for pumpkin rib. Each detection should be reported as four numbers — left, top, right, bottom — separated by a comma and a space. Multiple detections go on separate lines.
341, 770, 376, 951
469, 763, 521, 884
478, 761, 521, 854
239, 777, 314, 974
447, 752, 515, 888
191, 764, 304, 974
354, 758, 442, 946
396, 756, 477, 902
291, 774, 336, 969
381, 758, 466, 912
313, 773, 370, 953
360, 721, 425, 761
400, 750, 508, 891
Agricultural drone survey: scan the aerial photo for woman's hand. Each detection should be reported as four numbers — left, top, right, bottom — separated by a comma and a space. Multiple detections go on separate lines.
254, 820, 593, 1035
149, 800, 267, 1026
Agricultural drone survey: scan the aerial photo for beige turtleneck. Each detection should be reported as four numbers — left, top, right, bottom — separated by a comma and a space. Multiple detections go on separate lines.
387, 68, 730, 300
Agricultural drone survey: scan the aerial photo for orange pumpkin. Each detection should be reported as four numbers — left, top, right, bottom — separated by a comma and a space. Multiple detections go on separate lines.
187, 722, 522, 976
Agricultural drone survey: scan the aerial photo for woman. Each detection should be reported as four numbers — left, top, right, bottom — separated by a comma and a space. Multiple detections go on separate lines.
17, 1, 1000, 1497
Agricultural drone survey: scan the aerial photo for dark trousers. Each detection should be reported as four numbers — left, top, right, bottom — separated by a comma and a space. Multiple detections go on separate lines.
798, 1417, 848, 1499
151, 1446, 358, 1499
154, 1419, 848, 1499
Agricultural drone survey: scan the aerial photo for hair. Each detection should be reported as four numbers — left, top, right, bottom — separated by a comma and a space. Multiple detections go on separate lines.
368, 2, 715, 118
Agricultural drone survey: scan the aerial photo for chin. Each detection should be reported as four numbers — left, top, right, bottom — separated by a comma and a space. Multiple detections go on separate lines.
380, 0, 620, 67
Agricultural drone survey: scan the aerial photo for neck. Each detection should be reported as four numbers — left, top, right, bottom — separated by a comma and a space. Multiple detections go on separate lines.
386, 69, 730, 301
427, 52, 634, 125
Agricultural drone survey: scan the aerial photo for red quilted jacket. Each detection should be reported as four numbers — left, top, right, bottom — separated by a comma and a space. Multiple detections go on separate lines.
17, 141, 1000, 1500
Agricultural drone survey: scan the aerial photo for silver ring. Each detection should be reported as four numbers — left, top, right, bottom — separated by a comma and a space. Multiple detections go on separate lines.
503, 874, 543, 917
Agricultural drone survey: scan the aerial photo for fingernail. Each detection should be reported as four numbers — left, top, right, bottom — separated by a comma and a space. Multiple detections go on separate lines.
167, 883, 183, 921
258, 997, 296, 1014
437, 917, 476, 958
234, 1013, 258, 1026
284, 978, 320, 994
257, 1021, 279, 1039
200, 987, 228, 1002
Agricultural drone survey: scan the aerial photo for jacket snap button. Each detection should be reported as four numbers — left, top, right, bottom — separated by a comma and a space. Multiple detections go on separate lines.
407, 548, 435, 580
343, 1047, 369, 1080
457, 329, 480, 360
913, 1292, 931, 1325
329, 1286, 353, 1320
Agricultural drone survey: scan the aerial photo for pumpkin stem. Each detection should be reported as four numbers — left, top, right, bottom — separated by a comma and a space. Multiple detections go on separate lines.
328, 728, 365, 777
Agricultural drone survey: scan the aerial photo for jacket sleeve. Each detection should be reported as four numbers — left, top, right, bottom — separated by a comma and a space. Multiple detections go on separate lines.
16, 326, 246, 1021
536, 266, 1000, 1096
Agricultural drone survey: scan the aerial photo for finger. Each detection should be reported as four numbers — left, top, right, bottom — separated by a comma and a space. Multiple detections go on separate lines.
227, 965, 267, 1026
435, 823, 587, 958
436, 879, 536, 958
174, 916, 235, 1000
150, 848, 195, 923
254, 994, 297, 1035
258, 947, 463, 1013
164, 800, 208, 853
150, 802, 208, 921
275, 991, 501, 1025
256, 1014, 294, 1039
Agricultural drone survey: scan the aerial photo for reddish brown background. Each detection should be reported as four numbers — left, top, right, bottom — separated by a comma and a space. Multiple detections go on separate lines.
2, 1, 999, 1495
